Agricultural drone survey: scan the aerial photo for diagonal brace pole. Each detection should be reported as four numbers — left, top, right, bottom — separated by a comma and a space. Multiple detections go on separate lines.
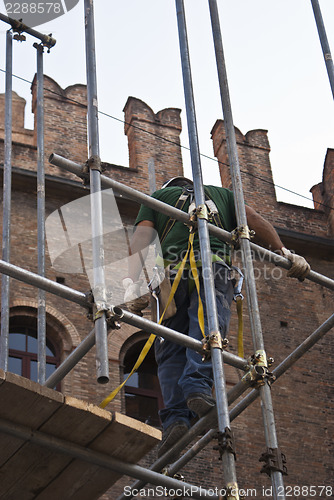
169, 313, 334, 479
124, 308, 334, 500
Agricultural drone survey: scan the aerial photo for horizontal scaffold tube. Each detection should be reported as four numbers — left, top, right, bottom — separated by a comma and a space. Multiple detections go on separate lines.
0, 259, 88, 307
49, 154, 200, 229
0, 416, 221, 500
49, 154, 334, 292
116, 307, 248, 371
0, 260, 247, 377
167, 313, 334, 475
0, 13, 56, 48
45, 307, 248, 389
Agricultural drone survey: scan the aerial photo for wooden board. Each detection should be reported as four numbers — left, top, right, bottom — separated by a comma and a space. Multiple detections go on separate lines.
0, 370, 161, 500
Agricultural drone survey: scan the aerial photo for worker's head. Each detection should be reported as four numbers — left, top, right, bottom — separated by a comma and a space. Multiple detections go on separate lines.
161, 176, 193, 189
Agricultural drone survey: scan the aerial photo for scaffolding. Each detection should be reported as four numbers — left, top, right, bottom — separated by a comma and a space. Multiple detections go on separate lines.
0, 1, 333, 499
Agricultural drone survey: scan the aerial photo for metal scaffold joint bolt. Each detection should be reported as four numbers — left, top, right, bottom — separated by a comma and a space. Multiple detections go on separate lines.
231, 225, 255, 248
213, 427, 236, 461
33, 42, 44, 53
32, 35, 55, 53
196, 203, 208, 220
253, 349, 267, 366
201, 333, 228, 360
259, 447, 288, 477
13, 33, 26, 42
105, 305, 124, 330
242, 350, 276, 387
86, 155, 105, 173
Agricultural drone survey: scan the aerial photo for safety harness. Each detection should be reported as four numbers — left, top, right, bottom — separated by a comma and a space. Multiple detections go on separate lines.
100, 187, 244, 409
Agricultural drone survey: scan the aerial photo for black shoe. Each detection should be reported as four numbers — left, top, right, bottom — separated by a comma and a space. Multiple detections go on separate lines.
158, 421, 189, 458
186, 393, 215, 418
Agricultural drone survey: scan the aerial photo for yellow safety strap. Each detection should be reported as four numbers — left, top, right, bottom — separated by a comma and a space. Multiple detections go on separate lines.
99, 332, 157, 409
236, 296, 244, 358
99, 230, 195, 409
188, 231, 205, 338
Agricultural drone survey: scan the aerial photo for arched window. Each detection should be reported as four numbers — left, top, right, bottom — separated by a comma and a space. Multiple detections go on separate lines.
8, 323, 60, 385
123, 338, 163, 428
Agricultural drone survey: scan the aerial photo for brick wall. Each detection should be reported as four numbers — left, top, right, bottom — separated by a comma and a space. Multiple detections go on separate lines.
31, 75, 88, 169
113, 96, 184, 193
0, 77, 88, 182
310, 148, 334, 237
211, 119, 332, 238
0, 91, 34, 146
0, 80, 333, 499
99, 96, 184, 194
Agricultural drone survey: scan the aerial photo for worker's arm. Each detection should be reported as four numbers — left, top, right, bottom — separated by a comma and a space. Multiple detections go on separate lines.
122, 220, 155, 314
127, 220, 155, 282
245, 205, 283, 252
245, 205, 310, 280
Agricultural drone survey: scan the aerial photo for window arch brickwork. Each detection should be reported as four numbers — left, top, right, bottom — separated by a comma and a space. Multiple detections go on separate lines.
8, 300, 81, 393
10, 300, 81, 352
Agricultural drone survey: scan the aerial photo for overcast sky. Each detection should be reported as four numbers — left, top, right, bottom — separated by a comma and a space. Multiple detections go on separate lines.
0, 0, 333, 208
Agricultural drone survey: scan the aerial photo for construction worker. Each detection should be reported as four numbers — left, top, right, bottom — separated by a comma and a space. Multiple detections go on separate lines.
122, 177, 310, 457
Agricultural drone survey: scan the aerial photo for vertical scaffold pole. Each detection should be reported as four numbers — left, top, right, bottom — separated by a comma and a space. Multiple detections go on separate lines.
311, 0, 334, 99
35, 43, 46, 384
0, 30, 13, 371
208, 1, 286, 498
84, 0, 109, 383
175, 0, 239, 490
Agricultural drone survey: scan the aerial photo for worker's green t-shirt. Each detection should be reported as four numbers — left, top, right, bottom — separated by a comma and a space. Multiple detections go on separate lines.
135, 185, 237, 265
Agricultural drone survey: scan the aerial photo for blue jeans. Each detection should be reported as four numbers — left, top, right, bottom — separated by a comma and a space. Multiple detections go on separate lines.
154, 261, 234, 430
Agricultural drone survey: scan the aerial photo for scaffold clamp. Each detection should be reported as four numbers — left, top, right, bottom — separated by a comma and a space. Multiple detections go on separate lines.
196, 203, 208, 220
105, 305, 122, 330
33, 42, 44, 53
32, 36, 55, 54
259, 447, 288, 476
85, 290, 95, 320
213, 427, 236, 461
209, 331, 223, 350
93, 301, 108, 321
201, 334, 228, 360
13, 33, 26, 42
242, 350, 276, 387
6, 16, 56, 49
86, 155, 105, 173
231, 225, 255, 248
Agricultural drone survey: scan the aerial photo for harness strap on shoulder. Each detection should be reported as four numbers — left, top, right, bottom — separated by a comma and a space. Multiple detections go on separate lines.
189, 231, 205, 337
160, 189, 192, 245
203, 189, 225, 230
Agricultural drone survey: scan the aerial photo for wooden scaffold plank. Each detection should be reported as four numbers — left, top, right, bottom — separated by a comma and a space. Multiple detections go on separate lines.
0, 370, 161, 500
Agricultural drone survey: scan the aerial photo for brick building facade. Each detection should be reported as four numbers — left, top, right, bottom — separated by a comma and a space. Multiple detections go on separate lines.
0, 77, 333, 499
